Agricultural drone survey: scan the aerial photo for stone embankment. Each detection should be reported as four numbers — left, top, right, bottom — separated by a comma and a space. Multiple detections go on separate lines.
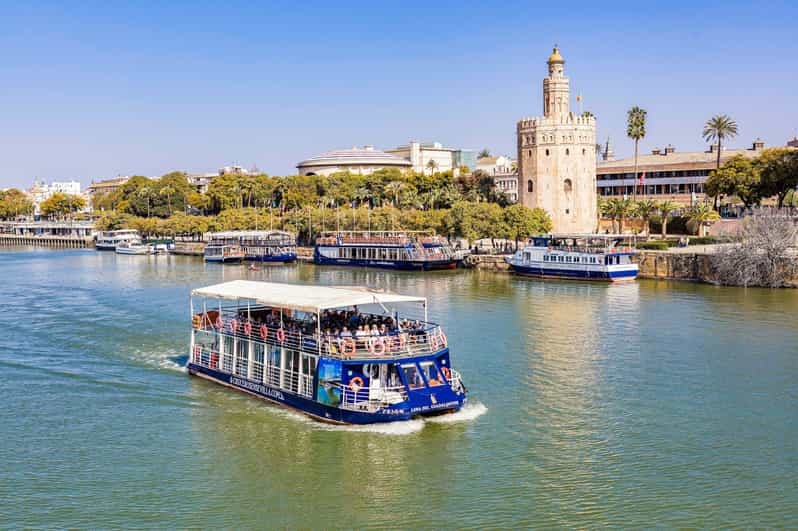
172, 241, 206, 255
0, 234, 93, 248
463, 254, 510, 271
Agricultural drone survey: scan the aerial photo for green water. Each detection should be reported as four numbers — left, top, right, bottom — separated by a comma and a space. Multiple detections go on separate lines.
1, 248, 796, 528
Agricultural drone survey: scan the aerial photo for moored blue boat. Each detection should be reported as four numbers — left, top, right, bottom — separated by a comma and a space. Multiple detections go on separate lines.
506, 234, 639, 281
314, 231, 462, 270
210, 230, 297, 263
187, 280, 467, 424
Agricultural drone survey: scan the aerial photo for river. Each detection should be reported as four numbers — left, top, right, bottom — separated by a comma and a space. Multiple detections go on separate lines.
1, 248, 796, 528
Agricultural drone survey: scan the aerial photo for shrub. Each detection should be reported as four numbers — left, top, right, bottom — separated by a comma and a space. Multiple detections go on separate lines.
636, 241, 670, 251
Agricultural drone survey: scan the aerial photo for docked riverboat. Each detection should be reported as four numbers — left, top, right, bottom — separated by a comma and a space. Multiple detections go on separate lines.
209, 230, 297, 263
314, 230, 461, 270
96, 229, 141, 251
187, 280, 467, 424
506, 234, 639, 281
115, 242, 156, 255
204, 243, 245, 263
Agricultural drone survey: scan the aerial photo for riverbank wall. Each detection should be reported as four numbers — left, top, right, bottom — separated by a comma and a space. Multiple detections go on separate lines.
172, 241, 206, 255
0, 234, 94, 248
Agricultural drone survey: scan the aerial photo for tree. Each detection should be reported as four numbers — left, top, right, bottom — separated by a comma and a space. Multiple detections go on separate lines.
40, 193, 86, 218
0, 189, 34, 219
686, 203, 720, 236
426, 159, 439, 175
503, 204, 552, 249
626, 106, 647, 202
582, 111, 594, 118
712, 208, 798, 287
160, 185, 176, 216
137, 187, 154, 217
705, 154, 762, 208
605, 197, 633, 233
702, 114, 738, 209
758, 148, 798, 208
633, 199, 658, 235
657, 200, 679, 238
384, 181, 406, 207
478, 149, 491, 159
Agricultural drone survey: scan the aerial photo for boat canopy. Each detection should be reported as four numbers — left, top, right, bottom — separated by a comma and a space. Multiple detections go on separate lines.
191, 280, 426, 313
209, 230, 293, 238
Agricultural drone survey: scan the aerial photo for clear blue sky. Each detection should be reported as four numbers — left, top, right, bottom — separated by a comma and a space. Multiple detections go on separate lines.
1, 0, 796, 188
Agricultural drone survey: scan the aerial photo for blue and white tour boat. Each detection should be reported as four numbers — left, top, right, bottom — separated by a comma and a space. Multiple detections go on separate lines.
314, 230, 462, 270
209, 230, 297, 263
506, 234, 639, 281
187, 280, 467, 424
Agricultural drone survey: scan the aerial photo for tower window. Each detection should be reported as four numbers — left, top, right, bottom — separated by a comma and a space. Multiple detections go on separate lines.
582, 148, 586, 155
528, 150, 532, 157
545, 149, 550, 156
564, 179, 573, 193
527, 180, 534, 193
566, 149, 570, 156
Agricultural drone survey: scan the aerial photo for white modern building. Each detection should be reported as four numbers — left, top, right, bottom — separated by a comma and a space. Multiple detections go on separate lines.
296, 146, 413, 176
385, 141, 476, 175
476, 155, 516, 175
27, 180, 84, 215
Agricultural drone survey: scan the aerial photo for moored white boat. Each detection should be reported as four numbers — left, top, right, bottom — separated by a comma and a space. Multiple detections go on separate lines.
115, 242, 156, 255
506, 234, 639, 281
96, 229, 141, 251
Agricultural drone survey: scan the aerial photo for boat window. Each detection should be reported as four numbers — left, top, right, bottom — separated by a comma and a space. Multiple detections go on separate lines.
400, 363, 425, 390
419, 361, 444, 387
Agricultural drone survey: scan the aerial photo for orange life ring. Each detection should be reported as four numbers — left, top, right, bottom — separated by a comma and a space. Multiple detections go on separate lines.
215, 316, 223, 329
276, 327, 286, 343
441, 366, 451, 379
342, 339, 356, 357
230, 319, 239, 333
349, 376, 364, 393
259, 325, 268, 340
369, 337, 386, 356
243, 321, 252, 336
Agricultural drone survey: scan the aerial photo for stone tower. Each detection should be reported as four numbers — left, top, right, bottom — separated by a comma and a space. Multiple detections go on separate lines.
517, 47, 597, 233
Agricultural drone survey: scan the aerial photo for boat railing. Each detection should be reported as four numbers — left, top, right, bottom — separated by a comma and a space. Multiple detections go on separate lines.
447, 368, 464, 394
193, 314, 449, 360
536, 245, 635, 254
336, 383, 409, 412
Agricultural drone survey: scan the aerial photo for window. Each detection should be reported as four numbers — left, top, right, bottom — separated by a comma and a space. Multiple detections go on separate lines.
527, 180, 533, 193
545, 149, 550, 156
401, 363, 425, 390
564, 179, 573, 193
528, 149, 532, 157
420, 361, 444, 386
566, 148, 570, 155
582, 148, 586, 155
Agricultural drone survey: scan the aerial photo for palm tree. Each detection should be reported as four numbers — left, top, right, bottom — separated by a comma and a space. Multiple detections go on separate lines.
657, 199, 679, 238
633, 199, 658, 236
478, 148, 491, 159
426, 159, 438, 175
686, 203, 720, 236
160, 185, 176, 216
626, 106, 647, 202
702, 114, 738, 210
607, 197, 633, 233
137, 187, 153, 218
384, 181, 406, 207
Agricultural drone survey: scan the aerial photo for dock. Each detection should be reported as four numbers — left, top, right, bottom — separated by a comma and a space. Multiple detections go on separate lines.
0, 221, 95, 248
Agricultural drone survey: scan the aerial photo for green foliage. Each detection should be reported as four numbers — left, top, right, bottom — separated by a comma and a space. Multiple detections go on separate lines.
636, 241, 670, 250
503, 204, 552, 242
626, 106, 647, 141
702, 114, 738, 162
0, 189, 34, 219
40, 193, 86, 217
705, 154, 762, 208
757, 148, 798, 208
478, 148, 491, 159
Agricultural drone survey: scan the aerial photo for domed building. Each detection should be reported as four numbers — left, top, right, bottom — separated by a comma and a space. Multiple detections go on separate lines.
296, 146, 412, 176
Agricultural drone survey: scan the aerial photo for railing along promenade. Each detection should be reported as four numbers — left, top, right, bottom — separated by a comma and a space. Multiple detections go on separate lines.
0, 221, 96, 248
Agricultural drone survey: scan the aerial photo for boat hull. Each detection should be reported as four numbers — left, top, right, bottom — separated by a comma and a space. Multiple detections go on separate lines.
187, 362, 465, 424
247, 253, 298, 263
204, 255, 244, 263
508, 263, 638, 281
95, 243, 117, 251
314, 254, 459, 271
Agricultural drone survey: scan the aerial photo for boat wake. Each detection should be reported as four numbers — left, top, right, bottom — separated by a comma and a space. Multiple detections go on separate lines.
425, 401, 487, 424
